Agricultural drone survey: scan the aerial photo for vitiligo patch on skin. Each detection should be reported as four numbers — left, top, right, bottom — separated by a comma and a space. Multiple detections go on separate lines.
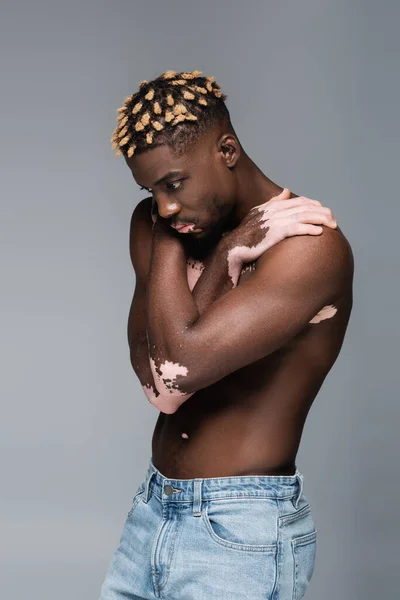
142, 382, 158, 401
186, 253, 256, 292
226, 247, 249, 286
142, 382, 166, 409
186, 257, 205, 291
149, 355, 190, 396
309, 304, 338, 323
141, 383, 187, 414
185, 256, 337, 326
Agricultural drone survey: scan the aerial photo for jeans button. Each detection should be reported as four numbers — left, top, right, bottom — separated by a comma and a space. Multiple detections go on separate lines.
164, 484, 174, 495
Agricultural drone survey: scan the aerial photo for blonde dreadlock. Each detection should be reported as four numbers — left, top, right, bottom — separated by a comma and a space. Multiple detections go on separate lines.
111, 70, 229, 158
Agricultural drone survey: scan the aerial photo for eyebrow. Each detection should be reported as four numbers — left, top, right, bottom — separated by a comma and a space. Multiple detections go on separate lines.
138, 170, 183, 189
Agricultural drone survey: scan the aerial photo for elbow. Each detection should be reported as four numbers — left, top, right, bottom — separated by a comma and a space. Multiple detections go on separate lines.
151, 391, 194, 415
153, 397, 181, 414
153, 374, 198, 398
149, 347, 198, 396
141, 382, 183, 414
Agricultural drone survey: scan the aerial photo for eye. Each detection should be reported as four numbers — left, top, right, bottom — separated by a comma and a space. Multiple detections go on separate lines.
166, 181, 182, 191
140, 185, 152, 192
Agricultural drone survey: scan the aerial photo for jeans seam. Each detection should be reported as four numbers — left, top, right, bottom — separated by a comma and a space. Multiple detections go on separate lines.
270, 496, 280, 600
158, 503, 183, 593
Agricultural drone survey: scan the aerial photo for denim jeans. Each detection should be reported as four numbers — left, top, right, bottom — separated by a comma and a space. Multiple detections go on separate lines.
99, 457, 317, 599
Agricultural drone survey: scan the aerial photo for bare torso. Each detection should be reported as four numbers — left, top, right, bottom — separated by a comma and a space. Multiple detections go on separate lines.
147, 228, 353, 478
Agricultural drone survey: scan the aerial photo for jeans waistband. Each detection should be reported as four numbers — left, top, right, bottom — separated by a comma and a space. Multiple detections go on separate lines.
141, 458, 304, 514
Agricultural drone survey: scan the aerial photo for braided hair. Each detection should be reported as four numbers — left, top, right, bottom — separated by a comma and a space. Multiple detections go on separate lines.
111, 70, 231, 159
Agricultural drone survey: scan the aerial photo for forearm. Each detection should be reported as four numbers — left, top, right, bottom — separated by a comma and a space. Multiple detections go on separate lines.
189, 246, 242, 316
146, 230, 242, 394
128, 230, 238, 411
131, 337, 195, 413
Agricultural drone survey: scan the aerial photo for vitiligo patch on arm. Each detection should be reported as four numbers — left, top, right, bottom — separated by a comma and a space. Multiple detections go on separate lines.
309, 304, 337, 324
149, 355, 190, 396
141, 382, 160, 405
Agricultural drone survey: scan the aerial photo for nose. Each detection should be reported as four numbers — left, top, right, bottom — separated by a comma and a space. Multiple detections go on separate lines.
155, 197, 181, 220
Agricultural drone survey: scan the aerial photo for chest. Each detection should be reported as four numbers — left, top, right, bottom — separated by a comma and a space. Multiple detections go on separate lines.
185, 252, 339, 327
186, 254, 257, 291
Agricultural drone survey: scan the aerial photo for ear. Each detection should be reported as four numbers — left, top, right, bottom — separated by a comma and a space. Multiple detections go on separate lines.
218, 134, 240, 168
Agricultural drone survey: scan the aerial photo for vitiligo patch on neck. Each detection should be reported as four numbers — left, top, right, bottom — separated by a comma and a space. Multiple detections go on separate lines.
309, 304, 337, 323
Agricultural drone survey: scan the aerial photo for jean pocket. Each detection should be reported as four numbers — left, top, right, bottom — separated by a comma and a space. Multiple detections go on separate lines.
292, 529, 317, 600
279, 501, 312, 527
202, 497, 278, 553
127, 484, 146, 518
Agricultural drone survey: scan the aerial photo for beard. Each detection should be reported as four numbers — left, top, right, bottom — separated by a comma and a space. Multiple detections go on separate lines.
182, 215, 231, 260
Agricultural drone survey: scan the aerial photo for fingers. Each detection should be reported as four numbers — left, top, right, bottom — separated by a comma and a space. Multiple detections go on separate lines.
292, 210, 337, 228
253, 188, 291, 210
275, 205, 337, 228
276, 187, 292, 200
250, 192, 339, 231
258, 193, 322, 212
297, 209, 337, 228
291, 223, 324, 236
267, 197, 322, 211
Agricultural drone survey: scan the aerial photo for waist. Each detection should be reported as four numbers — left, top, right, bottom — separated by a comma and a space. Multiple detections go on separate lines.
144, 457, 303, 503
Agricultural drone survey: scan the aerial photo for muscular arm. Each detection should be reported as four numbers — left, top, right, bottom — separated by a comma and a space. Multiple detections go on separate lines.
128, 200, 163, 406
146, 224, 353, 396
128, 198, 196, 414
128, 197, 242, 413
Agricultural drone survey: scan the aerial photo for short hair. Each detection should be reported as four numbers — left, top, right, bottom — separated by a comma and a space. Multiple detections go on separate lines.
111, 70, 232, 159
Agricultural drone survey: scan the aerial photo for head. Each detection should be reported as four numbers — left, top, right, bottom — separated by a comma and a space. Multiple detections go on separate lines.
111, 70, 242, 251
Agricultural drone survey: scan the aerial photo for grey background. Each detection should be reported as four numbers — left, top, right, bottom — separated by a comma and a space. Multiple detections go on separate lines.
1, 1, 398, 598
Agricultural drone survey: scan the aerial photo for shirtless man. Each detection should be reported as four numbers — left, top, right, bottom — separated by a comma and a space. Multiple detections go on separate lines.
100, 70, 354, 600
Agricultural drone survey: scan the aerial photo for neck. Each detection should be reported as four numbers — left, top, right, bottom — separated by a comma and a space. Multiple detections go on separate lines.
228, 151, 290, 226
185, 152, 294, 258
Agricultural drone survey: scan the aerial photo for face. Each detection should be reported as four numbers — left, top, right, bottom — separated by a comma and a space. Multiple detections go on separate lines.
125, 127, 240, 254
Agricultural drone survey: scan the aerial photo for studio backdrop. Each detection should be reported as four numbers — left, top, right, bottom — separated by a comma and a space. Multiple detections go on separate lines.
1, 1, 398, 599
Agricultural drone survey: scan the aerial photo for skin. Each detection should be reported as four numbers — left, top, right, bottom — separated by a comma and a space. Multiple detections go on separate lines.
126, 122, 354, 477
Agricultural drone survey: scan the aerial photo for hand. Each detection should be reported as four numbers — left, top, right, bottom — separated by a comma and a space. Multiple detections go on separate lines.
151, 209, 185, 248
219, 188, 337, 266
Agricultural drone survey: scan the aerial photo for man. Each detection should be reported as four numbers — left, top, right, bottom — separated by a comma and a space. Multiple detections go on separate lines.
100, 70, 353, 600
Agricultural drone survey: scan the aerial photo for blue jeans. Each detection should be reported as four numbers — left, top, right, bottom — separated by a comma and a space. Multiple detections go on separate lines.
99, 457, 317, 599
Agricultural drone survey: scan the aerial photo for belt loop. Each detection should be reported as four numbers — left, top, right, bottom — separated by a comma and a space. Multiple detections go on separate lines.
293, 470, 304, 508
143, 468, 156, 504
192, 479, 203, 517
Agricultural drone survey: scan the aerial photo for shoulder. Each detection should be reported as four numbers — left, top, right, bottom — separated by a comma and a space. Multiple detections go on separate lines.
130, 196, 153, 227
256, 225, 354, 302
284, 224, 351, 264
129, 196, 153, 278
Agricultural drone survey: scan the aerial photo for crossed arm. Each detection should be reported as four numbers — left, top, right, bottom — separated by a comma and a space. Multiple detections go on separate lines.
129, 197, 351, 412
128, 198, 242, 413
146, 220, 351, 397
